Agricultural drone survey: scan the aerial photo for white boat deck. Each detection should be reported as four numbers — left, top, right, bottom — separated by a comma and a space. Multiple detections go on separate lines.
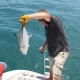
2, 70, 44, 80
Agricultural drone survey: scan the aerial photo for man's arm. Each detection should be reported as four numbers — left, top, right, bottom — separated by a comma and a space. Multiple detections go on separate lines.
28, 12, 50, 22
20, 12, 50, 27
39, 39, 47, 53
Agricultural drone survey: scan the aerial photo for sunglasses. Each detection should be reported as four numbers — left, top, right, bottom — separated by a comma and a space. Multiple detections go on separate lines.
38, 19, 45, 22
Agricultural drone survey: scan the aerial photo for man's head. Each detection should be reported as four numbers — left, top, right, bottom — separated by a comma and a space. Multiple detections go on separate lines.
38, 9, 48, 13
0, 62, 7, 76
38, 9, 50, 26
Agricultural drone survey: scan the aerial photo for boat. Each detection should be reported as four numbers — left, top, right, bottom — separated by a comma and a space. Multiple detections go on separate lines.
2, 70, 44, 80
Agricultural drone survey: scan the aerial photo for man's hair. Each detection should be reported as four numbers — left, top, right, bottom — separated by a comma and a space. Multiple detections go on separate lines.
38, 9, 50, 24
38, 9, 48, 13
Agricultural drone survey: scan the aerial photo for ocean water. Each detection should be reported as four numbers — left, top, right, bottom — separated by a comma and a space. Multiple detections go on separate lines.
0, 0, 80, 80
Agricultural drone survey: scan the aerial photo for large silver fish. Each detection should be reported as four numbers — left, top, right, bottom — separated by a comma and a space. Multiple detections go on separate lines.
17, 27, 30, 55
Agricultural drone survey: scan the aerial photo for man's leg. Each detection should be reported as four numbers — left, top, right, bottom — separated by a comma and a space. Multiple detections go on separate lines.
54, 77, 61, 80
52, 51, 69, 80
44, 57, 55, 80
44, 52, 69, 80
44, 69, 53, 80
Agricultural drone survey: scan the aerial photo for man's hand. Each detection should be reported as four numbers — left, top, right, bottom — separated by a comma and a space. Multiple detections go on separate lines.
39, 46, 44, 53
19, 15, 30, 27
19, 19, 26, 27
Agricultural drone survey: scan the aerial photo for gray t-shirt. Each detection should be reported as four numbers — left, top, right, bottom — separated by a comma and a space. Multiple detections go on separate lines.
45, 16, 69, 57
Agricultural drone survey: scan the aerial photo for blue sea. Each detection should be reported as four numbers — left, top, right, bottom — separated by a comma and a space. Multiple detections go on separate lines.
0, 0, 80, 80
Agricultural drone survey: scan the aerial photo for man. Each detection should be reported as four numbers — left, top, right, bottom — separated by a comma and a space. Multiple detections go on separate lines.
0, 62, 7, 80
19, 9, 69, 80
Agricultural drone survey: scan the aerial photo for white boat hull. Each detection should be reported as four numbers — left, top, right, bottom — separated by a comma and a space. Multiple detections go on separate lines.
2, 70, 44, 80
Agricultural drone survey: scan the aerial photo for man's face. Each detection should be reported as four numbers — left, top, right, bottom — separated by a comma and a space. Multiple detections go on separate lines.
38, 19, 48, 27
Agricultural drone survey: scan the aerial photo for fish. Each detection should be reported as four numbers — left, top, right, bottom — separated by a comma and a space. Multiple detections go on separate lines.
17, 27, 30, 55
